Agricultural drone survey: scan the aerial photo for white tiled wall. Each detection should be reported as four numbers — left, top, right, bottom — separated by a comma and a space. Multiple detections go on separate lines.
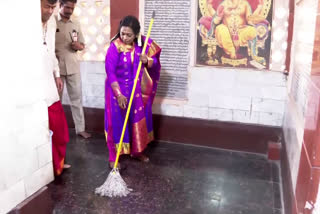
282, 0, 318, 196
0, 1, 54, 213
24, 163, 54, 197
283, 102, 304, 191
62, 61, 106, 109
157, 67, 287, 127
0, 181, 26, 214
72, 63, 287, 127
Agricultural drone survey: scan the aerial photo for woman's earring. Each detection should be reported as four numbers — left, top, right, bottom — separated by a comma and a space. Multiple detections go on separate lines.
137, 33, 142, 46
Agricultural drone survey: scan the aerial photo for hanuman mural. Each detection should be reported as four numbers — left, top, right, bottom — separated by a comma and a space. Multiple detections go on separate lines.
197, 0, 273, 69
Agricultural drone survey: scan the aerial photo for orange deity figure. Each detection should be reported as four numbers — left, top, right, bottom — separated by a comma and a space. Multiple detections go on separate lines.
198, 0, 271, 68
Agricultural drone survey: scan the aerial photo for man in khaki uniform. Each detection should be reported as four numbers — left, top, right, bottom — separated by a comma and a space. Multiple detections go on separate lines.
55, 0, 91, 138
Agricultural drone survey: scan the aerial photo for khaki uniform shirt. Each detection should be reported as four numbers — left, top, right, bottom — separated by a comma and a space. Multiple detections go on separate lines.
55, 14, 85, 75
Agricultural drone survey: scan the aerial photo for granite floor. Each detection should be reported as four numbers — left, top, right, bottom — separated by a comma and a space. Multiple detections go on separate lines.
48, 131, 283, 214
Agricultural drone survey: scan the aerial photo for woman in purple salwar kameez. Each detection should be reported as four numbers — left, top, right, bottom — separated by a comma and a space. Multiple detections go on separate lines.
104, 16, 161, 169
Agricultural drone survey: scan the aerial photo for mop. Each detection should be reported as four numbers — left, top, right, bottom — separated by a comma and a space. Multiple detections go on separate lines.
95, 11, 156, 197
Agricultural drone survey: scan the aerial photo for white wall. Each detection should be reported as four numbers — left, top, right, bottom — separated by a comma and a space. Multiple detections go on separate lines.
282, 0, 318, 193
62, 62, 106, 109
0, 1, 53, 213
63, 64, 287, 127
155, 67, 286, 126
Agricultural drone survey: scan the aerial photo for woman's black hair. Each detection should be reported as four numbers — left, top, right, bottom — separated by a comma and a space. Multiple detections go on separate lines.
111, 15, 141, 43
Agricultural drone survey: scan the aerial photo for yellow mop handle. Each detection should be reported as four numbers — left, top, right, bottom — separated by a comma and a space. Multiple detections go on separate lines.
114, 12, 155, 169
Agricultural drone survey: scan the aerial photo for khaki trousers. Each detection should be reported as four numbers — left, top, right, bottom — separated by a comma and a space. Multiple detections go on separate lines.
60, 73, 85, 133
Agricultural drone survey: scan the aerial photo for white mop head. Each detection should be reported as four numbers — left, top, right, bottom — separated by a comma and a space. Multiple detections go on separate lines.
95, 169, 132, 197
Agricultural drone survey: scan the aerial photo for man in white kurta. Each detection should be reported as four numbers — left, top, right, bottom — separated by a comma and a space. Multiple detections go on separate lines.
41, 0, 70, 176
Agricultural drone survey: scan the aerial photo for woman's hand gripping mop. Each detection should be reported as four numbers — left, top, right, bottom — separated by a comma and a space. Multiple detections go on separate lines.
95, 11, 156, 197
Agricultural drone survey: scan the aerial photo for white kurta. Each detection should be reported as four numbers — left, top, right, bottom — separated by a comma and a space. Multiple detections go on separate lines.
42, 16, 60, 107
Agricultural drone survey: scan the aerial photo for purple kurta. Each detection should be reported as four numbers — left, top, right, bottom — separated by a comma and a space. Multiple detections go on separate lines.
104, 36, 161, 161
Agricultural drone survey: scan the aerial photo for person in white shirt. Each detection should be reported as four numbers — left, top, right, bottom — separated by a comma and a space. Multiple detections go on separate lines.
41, 0, 70, 176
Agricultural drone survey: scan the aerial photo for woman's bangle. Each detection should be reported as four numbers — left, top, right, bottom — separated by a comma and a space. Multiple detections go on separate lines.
113, 88, 122, 97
